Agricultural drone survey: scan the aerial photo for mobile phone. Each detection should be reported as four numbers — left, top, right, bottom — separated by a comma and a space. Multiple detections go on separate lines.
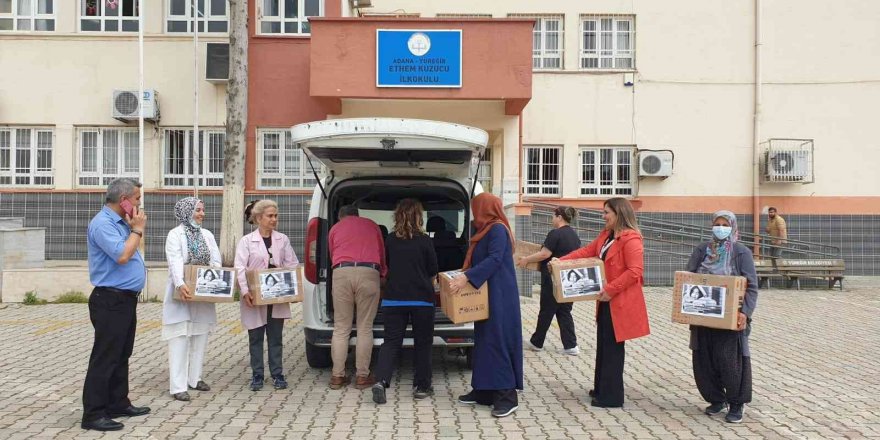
120, 199, 136, 218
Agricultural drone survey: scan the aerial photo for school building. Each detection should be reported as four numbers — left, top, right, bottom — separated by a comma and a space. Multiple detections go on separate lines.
0, 1, 878, 284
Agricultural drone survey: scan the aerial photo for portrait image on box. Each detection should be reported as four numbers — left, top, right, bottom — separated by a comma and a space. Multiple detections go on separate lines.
680, 284, 725, 318
259, 271, 298, 300
559, 266, 603, 298
194, 268, 233, 297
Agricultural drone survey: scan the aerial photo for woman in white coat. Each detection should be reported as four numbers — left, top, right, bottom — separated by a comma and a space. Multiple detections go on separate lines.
163, 197, 221, 401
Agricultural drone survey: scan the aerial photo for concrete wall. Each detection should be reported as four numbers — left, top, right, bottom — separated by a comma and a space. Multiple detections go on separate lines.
0, 267, 167, 303
0, 228, 45, 269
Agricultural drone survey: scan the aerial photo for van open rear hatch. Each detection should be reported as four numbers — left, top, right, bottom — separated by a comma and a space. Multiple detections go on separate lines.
291, 118, 488, 182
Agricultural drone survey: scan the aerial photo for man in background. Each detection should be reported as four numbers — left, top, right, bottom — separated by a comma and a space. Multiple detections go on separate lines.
766, 207, 787, 260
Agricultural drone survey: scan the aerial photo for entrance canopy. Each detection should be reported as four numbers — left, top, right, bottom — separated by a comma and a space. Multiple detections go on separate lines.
308, 18, 533, 115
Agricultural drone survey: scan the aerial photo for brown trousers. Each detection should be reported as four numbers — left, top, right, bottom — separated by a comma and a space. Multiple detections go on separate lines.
331, 266, 380, 378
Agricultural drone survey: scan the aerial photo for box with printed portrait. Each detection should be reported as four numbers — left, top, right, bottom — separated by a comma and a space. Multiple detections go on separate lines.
549, 258, 606, 303
246, 266, 305, 305
672, 271, 746, 330
176, 265, 237, 303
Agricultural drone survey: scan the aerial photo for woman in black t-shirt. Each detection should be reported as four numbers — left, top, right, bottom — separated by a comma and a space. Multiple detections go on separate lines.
516, 206, 582, 355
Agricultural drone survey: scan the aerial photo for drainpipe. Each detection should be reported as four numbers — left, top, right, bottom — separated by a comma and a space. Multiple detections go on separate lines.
518, 113, 523, 204
752, 0, 763, 253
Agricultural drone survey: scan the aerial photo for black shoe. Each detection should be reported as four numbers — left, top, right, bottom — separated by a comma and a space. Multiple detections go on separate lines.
106, 406, 151, 418
588, 389, 597, 398
172, 392, 191, 402
250, 375, 264, 391
273, 375, 288, 390
81, 417, 124, 431
491, 405, 518, 418
590, 399, 623, 409
372, 383, 387, 404
725, 404, 745, 423
458, 391, 492, 406
413, 386, 434, 399
189, 380, 211, 392
705, 402, 727, 416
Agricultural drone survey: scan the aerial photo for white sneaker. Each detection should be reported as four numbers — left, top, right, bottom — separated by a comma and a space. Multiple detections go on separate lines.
527, 341, 543, 352
561, 346, 580, 356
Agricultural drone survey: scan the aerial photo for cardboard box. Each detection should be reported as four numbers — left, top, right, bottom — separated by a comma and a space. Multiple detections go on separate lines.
246, 266, 305, 305
175, 265, 237, 303
438, 270, 489, 324
513, 240, 542, 271
549, 258, 606, 303
672, 271, 746, 330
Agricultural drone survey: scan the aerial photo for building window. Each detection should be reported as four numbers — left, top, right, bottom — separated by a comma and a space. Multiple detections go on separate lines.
0, 127, 53, 187
523, 146, 561, 196
0, 0, 55, 31
580, 15, 634, 70
163, 128, 225, 188
258, 0, 321, 35
166, 0, 227, 33
510, 15, 563, 70
80, 0, 139, 32
257, 129, 323, 189
579, 146, 634, 196
477, 148, 492, 193
78, 128, 140, 187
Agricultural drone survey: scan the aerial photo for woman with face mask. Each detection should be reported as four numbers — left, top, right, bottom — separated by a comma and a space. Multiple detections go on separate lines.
163, 197, 222, 402
684, 211, 759, 424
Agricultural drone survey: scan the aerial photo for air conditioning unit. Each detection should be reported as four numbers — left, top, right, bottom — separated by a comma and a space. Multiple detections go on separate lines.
112, 89, 159, 122
765, 150, 811, 182
638, 150, 673, 178
206, 43, 229, 83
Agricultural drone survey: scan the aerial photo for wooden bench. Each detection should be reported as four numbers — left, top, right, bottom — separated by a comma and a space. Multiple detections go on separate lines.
754, 259, 784, 288
776, 259, 845, 290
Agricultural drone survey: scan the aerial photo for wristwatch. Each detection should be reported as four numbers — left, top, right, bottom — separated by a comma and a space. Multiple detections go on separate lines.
131, 229, 143, 237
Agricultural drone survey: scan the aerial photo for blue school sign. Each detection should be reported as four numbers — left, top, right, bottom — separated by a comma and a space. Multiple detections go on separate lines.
376, 29, 462, 88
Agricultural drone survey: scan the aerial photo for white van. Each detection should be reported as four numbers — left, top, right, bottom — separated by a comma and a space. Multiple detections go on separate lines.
292, 118, 488, 369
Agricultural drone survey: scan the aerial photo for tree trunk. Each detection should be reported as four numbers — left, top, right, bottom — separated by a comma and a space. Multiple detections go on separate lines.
220, 0, 248, 266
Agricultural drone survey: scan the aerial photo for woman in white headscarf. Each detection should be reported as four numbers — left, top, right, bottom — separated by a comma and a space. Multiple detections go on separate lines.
162, 197, 222, 401
685, 210, 758, 424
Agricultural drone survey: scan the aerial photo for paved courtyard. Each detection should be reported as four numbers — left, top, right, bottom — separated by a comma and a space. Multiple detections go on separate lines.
0, 283, 878, 440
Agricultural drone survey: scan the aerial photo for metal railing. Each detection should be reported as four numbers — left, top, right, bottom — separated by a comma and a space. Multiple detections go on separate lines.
518, 203, 842, 288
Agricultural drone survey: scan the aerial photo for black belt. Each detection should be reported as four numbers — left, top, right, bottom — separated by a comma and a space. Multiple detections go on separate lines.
332, 261, 381, 271
96, 286, 140, 296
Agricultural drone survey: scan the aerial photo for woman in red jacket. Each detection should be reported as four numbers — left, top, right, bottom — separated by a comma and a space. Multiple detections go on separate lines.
556, 198, 650, 408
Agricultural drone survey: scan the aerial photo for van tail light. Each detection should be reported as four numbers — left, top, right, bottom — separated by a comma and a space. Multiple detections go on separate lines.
305, 217, 318, 284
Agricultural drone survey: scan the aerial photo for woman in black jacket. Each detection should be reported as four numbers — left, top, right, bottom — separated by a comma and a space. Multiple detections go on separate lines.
371, 198, 439, 404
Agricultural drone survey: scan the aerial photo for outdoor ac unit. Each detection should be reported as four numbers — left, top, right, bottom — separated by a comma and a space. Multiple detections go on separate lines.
206, 43, 229, 83
638, 150, 673, 177
765, 150, 811, 182
112, 89, 159, 122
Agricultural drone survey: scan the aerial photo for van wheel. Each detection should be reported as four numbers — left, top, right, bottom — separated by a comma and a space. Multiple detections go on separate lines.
306, 342, 332, 369
465, 348, 474, 369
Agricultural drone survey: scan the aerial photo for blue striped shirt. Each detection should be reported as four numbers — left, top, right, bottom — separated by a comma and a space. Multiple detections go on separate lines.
87, 206, 146, 292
